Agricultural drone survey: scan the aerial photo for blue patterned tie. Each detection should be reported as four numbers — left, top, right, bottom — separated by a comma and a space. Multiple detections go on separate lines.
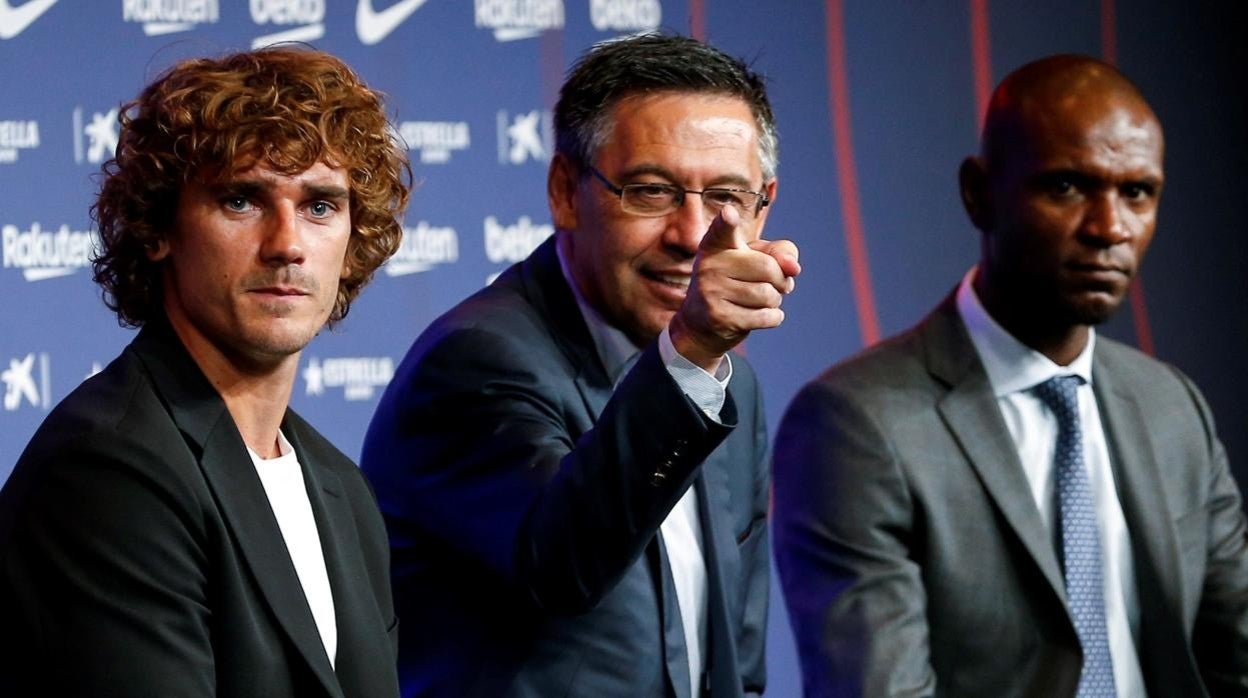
1033, 375, 1117, 697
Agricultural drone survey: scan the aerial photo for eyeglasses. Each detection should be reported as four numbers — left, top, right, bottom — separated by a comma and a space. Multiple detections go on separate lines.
587, 165, 770, 219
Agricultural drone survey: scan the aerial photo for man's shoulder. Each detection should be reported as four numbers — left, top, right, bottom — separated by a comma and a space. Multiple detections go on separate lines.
1095, 334, 1172, 372
1094, 335, 1192, 396
1093, 335, 1219, 432
779, 306, 960, 436
433, 276, 554, 343
396, 253, 582, 385
813, 319, 934, 394
2, 343, 206, 530
21, 344, 162, 455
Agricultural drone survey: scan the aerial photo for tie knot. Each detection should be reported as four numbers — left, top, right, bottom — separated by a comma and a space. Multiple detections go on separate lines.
1032, 374, 1083, 424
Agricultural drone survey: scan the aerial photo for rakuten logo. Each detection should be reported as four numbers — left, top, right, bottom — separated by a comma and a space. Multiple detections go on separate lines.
122, 0, 219, 36
475, 0, 564, 41
2, 223, 97, 281
385, 222, 459, 277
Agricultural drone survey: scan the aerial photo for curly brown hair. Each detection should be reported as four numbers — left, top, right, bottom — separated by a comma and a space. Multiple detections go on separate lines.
92, 46, 411, 328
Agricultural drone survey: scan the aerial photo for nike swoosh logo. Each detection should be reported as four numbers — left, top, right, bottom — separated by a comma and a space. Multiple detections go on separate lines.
0, 0, 58, 40
356, 0, 427, 45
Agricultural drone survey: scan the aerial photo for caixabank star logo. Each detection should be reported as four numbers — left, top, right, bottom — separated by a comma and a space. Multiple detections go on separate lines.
1, 352, 50, 412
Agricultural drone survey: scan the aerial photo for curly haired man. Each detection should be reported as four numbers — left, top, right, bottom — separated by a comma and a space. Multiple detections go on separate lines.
0, 46, 410, 698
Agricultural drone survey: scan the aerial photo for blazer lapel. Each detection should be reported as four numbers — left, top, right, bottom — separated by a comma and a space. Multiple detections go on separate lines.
286, 424, 392, 698
133, 323, 342, 697
695, 452, 741, 698
197, 417, 344, 697
519, 236, 613, 418
923, 299, 1068, 604
1092, 351, 1189, 644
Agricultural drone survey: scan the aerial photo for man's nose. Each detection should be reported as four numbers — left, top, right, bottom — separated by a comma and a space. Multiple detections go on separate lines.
663, 193, 711, 255
260, 205, 306, 265
1080, 192, 1131, 245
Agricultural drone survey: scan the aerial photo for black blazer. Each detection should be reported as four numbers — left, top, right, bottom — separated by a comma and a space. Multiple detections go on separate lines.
773, 295, 1248, 697
0, 319, 399, 697
361, 237, 770, 697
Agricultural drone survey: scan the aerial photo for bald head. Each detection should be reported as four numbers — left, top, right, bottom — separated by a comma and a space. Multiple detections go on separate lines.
981, 55, 1162, 172
959, 54, 1166, 363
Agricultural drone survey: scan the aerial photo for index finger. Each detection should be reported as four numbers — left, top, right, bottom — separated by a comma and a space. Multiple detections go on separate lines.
698, 204, 751, 252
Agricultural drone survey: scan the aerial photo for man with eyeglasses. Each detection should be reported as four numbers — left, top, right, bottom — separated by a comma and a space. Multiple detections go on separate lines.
361, 33, 798, 698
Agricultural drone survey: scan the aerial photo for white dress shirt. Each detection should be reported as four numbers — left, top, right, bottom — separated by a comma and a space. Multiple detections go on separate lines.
248, 430, 338, 669
956, 269, 1145, 697
559, 244, 725, 697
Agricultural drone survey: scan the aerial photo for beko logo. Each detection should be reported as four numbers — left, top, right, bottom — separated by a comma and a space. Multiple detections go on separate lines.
250, 0, 325, 48
483, 215, 551, 264
251, 0, 322, 23
589, 0, 660, 31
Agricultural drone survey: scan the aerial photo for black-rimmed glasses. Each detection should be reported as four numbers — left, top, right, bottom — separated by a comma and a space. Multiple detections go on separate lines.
587, 165, 770, 219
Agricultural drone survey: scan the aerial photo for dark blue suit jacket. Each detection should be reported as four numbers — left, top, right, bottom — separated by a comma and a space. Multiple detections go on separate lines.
361, 237, 770, 697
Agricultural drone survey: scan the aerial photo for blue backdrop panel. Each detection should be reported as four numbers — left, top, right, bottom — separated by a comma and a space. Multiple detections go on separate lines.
2, 2, 1245, 695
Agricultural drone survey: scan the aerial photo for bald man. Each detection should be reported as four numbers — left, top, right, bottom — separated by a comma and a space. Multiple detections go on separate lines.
773, 55, 1248, 697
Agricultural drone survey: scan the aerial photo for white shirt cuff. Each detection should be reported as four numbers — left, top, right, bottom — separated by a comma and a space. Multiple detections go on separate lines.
658, 325, 731, 423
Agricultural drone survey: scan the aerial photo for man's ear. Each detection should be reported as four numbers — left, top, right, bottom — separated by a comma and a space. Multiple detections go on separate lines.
547, 153, 580, 232
752, 177, 779, 238
146, 238, 170, 262
958, 156, 993, 233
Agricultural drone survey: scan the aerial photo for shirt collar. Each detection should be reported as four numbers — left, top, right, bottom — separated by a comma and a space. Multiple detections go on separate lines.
556, 237, 641, 383
955, 266, 1095, 397
246, 428, 294, 463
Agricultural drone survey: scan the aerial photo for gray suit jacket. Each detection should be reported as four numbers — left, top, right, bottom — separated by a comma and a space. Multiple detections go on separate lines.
773, 294, 1248, 697
0, 319, 400, 697
361, 237, 770, 697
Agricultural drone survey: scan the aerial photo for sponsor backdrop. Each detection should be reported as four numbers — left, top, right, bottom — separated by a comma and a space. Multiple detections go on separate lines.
2, 1, 1245, 693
